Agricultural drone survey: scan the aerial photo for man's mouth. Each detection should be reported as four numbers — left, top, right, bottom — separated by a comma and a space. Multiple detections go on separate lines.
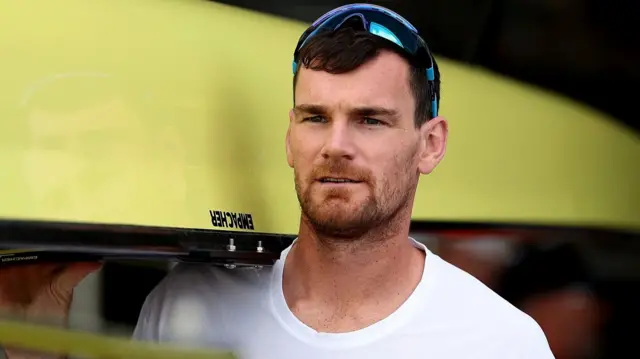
318, 177, 361, 183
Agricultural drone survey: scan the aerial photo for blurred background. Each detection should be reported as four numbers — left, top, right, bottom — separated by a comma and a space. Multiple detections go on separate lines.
1, 0, 637, 359
84, 2, 638, 359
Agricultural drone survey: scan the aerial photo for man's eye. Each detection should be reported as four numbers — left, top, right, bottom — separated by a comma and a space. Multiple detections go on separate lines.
362, 117, 383, 126
303, 115, 326, 123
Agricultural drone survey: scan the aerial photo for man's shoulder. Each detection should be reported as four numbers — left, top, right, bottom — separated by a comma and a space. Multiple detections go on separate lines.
132, 263, 273, 343
423, 254, 554, 357
151, 262, 272, 299
427, 254, 545, 335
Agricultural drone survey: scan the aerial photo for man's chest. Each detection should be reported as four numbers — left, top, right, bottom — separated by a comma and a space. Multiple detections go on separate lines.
235, 340, 510, 359
231, 324, 513, 359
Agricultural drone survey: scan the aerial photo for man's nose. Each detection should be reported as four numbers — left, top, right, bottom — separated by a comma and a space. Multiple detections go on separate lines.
320, 119, 356, 160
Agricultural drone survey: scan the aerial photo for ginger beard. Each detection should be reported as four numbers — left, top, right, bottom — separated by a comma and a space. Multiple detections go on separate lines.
294, 151, 418, 241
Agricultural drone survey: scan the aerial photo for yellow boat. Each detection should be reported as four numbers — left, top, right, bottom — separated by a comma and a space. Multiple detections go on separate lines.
1, 0, 637, 236
0, 0, 638, 357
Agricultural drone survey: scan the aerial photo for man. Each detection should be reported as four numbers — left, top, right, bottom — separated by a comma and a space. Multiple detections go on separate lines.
1, 4, 554, 359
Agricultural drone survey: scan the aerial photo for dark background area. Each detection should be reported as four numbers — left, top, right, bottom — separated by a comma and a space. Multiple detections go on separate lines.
214, 0, 639, 134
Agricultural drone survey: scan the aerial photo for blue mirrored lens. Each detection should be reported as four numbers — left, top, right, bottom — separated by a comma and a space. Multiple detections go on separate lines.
305, 9, 421, 55
369, 21, 403, 49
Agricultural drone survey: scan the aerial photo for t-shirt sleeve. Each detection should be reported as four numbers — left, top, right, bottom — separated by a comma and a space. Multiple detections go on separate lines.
131, 271, 171, 342
130, 263, 231, 346
516, 321, 556, 359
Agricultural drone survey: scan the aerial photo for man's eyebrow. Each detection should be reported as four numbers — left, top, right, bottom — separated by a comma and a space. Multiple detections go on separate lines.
351, 106, 399, 118
294, 104, 399, 118
294, 104, 327, 114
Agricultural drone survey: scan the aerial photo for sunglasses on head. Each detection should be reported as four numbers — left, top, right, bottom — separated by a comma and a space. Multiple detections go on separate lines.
292, 4, 438, 118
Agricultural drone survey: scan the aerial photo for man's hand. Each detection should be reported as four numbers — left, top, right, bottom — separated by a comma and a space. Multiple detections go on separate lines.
0, 262, 101, 359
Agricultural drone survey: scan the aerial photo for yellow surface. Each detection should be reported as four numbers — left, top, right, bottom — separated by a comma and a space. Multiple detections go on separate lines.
0, 0, 638, 234
0, 319, 235, 359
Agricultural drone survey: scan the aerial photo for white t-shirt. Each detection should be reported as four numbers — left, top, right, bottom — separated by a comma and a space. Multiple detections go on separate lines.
132, 238, 554, 359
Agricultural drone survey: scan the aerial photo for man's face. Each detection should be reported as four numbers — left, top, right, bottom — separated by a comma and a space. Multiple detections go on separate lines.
286, 51, 446, 239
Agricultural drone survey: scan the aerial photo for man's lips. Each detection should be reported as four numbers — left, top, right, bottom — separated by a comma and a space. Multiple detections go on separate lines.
317, 177, 362, 184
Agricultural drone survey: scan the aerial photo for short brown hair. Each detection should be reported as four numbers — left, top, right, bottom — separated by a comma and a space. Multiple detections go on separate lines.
293, 27, 441, 127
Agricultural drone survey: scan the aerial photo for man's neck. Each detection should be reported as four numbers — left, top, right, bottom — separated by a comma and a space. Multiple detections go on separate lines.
281, 218, 426, 333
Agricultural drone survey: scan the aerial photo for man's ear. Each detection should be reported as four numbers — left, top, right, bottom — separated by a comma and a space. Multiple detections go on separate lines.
285, 109, 295, 168
418, 116, 448, 175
